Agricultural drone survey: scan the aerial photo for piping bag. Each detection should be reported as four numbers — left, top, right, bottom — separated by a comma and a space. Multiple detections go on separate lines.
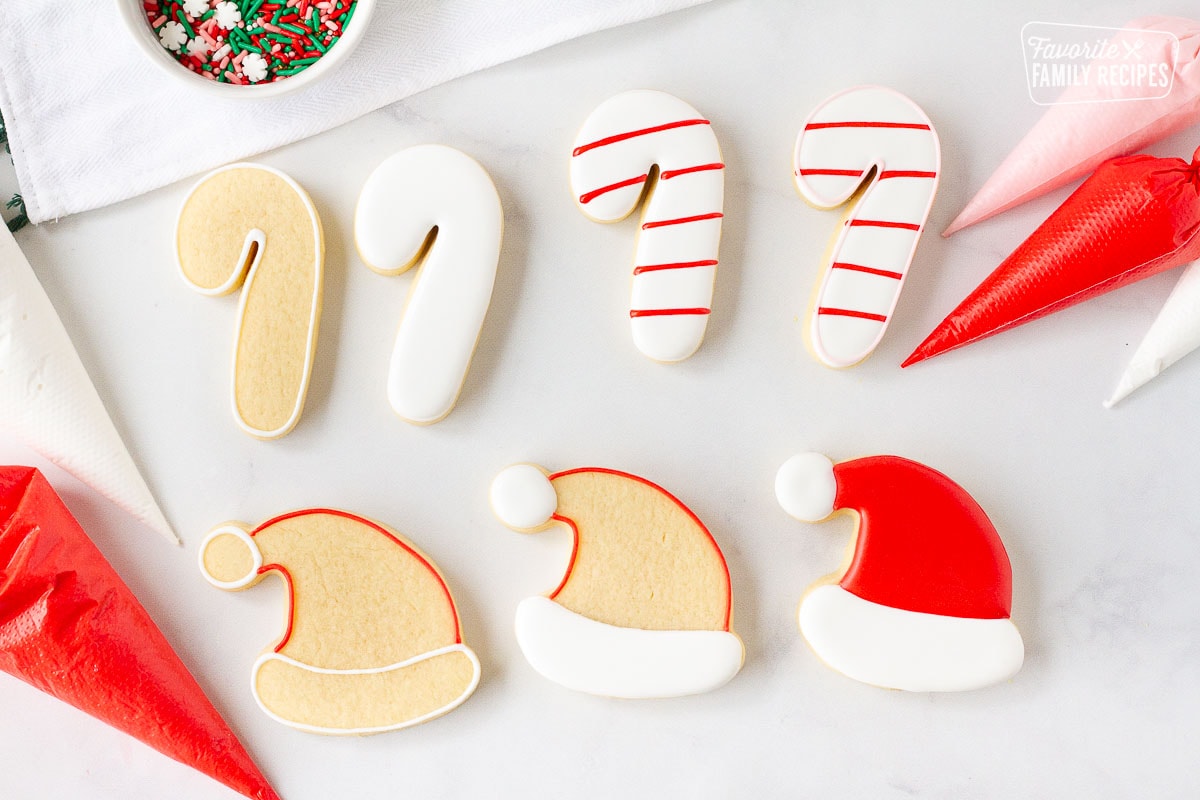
0, 227, 175, 542
1106, 258, 1200, 406
906, 148, 1200, 366
0, 466, 279, 800
944, 16, 1200, 236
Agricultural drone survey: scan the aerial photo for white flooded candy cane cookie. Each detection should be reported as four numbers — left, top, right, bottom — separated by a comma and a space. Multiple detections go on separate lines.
793, 86, 940, 368
176, 163, 324, 439
490, 464, 744, 698
775, 453, 1023, 692
570, 90, 725, 363
355, 145, 503, 425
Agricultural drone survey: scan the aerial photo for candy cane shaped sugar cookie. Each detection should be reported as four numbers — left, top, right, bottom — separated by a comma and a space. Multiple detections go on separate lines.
355, 145, 503, 425
176, 163, 323, 439
794, 86, 940, 368
570, 90, 724, 363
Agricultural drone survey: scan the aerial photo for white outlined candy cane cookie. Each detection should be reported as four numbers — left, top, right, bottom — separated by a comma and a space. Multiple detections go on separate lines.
570, 90, 724, 363
355, 145, 503, 425
793, 86, 940, 368
176, 163, 324, 439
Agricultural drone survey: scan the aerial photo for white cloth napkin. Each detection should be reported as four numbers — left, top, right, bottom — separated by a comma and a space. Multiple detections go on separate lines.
0, 0, 708, 223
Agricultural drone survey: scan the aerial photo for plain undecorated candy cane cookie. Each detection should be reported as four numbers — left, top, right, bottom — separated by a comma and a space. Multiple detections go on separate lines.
793, 86, 940, 368
355, 145, 503, 425
490, 464, 744, 699
176, 163, 323, 439
570, 90, 725, 363
199, 509, 480, 735
775, 453, 1024, 692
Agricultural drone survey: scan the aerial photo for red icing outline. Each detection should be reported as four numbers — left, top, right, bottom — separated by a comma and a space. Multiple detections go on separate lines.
250, 508, 463, 648
545, 468, 733, 631
572, 119, 711, 157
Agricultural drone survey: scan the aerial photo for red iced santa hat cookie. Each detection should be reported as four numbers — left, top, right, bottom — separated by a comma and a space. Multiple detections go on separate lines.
775, 453, 1024, 692
490, 464, 744, 699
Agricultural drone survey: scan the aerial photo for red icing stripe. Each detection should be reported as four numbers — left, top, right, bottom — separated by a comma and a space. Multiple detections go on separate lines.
630, 307, 712, 317
633, 259, 718, 275
879, 170, 938, 179
572, 118, 711, 157
642, 212, 723, 229
797, 168, 865, 177
579, 173, 648, 204
831, 262, 903, 280
818, 307, 888, 322
805, 121, 931, 130
798, 169, 936, 180
661, 162, 725, 180
850, 219, 922, 231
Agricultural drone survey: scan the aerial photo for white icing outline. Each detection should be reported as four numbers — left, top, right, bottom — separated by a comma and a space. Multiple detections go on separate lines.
793, 86, 940, 368
250, 644, 481, 735
175, 162, 323, 440
799, 584, 1024, 692
514, 596, 744, 699
198, 524, 262, 591
354, 145, 503, 425
570, 90, 723, 363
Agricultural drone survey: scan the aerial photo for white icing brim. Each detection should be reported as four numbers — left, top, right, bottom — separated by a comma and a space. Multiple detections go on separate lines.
799, 584, 1023, 692
251, 644, 481, 735
515, 596, 744, 699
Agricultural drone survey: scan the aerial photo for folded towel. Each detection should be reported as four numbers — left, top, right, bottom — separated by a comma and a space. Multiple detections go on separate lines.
0, 0, 707, 223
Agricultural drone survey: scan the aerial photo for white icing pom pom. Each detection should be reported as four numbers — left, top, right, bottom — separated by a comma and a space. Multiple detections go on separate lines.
491, 464, 558, 530
198, 525, 263, 590
775, 452, 838, 522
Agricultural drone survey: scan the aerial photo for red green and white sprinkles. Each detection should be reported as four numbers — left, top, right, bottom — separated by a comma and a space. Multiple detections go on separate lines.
144, 0, 357, 85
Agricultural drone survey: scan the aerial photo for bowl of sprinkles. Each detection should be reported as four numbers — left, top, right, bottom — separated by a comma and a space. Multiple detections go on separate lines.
117, 0, 373, 96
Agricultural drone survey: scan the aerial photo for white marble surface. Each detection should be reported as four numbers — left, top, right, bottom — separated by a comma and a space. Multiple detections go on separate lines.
4, 1, 1199, 797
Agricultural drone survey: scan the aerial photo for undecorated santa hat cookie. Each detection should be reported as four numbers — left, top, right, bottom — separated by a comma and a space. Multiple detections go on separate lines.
490, 464, 744, 699
775, 453, 1024, 692
199, 509, 480, 735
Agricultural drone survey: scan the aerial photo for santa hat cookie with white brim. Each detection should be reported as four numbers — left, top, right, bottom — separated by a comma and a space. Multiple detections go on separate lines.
775, 453, 1024, 692
490, 464, 744, 699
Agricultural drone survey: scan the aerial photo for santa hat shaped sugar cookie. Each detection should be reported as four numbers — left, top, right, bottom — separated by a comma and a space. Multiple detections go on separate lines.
775, 454, 1024, 692
200, 509, 480, 735
490, 465, 744, 699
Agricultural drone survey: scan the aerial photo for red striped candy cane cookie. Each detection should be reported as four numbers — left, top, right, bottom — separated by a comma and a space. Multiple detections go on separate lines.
794, 86, 940, 368
570, 90, 724, 363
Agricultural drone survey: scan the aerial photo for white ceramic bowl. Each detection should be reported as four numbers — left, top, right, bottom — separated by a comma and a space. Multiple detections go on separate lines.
115, 0, 375, 99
